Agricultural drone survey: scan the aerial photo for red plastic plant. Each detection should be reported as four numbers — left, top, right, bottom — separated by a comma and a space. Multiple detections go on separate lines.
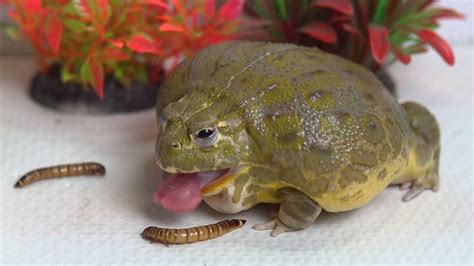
128, 0, 244, 71
3, 0, 244, 98
5, 0, 145, 97
364, 0, 463, 69
244, 0, 463, 72
244, 0, 355, 44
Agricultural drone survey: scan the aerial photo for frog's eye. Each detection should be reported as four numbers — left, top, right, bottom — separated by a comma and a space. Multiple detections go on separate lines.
193, 127, 218, 147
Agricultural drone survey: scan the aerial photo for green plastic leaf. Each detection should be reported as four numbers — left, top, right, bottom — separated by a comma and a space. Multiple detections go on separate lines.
60, 67, 77, 83
392, 2, 456, 27
403, 0, 432, 15
80, 61, 92, 83
115, 14, 127, 25
62, 3, 79, 15
63, 19, 85, 33
80, 43, 92, 53
246, 0, 270, 19
406, 43, 428, 54
276, 0, 289, 21
114, 67, 125, 81
389, 29, 418, 46
3, 25, 21, 40
77, 0, 111, 24
110, 0, 122, 6
134, 66, 148, 83
372, 0, 390, 25
1, 21, 19, 39
114, 66, 131, 86
84, 0, 98, 17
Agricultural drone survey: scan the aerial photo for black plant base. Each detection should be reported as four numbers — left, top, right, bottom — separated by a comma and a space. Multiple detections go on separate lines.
376, 69, 397, 98
30, 66, 160, 114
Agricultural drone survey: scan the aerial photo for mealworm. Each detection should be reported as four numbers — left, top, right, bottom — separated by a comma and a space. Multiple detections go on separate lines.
14, 162, 106, 188
142, 219, 246, 245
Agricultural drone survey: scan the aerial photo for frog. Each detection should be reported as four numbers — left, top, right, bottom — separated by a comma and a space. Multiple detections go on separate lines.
153, 41, 440, 237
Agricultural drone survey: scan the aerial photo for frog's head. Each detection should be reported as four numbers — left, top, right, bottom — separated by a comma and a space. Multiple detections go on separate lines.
154, 90, 254, 213
156, 90, 250, 173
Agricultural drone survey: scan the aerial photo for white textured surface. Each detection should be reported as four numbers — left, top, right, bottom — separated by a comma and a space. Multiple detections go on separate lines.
0, 44, 473, 265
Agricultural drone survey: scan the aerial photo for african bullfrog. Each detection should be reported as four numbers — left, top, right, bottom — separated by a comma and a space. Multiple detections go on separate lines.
153, 41, 440, 237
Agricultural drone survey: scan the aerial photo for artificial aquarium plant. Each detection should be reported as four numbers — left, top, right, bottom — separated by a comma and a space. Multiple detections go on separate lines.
244, 0, 463, 72
1, 0, 244, 112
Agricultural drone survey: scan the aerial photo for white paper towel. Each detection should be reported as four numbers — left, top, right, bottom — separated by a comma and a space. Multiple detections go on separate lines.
0, 44, 472, 265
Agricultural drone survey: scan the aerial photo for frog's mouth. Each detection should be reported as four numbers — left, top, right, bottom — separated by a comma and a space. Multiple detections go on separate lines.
153, 167, 239, 213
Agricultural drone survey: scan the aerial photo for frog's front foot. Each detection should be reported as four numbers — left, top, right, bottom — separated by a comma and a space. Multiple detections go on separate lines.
252, 188, 322, 237
400, 173, 439, 202
400, 103, 441, 202
400, 157, 440, 202
400, 181, 425, 202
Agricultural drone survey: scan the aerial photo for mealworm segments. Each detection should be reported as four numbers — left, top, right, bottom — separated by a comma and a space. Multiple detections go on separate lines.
142, 219, 246, 245
14, 162, 106, 188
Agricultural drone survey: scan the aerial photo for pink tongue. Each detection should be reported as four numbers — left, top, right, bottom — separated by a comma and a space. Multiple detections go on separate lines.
153, 173, 202, 213
153, 170, 226, 213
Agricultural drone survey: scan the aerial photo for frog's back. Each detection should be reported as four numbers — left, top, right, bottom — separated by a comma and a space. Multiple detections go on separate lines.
158, 41, 414, 212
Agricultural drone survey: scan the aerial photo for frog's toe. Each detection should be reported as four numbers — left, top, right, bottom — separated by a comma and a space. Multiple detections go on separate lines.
252, 219, 293, 237
402, 182, 424, 202
252, 220, 276, 230
270, 222, 292, 237
400, 171, 440, 202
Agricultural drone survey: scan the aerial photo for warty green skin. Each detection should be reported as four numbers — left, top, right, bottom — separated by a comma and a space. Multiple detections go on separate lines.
155, 41, 440, 235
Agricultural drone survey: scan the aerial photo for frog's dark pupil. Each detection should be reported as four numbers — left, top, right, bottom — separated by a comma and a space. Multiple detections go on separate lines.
197, 129, 214, 139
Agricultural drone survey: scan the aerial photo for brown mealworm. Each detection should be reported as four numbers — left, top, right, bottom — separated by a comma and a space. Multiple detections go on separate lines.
142, 219, 246, 245
14, 162, 106, 188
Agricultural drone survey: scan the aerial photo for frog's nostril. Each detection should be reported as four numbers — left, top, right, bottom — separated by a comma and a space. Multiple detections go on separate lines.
171, 142, 181, 149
